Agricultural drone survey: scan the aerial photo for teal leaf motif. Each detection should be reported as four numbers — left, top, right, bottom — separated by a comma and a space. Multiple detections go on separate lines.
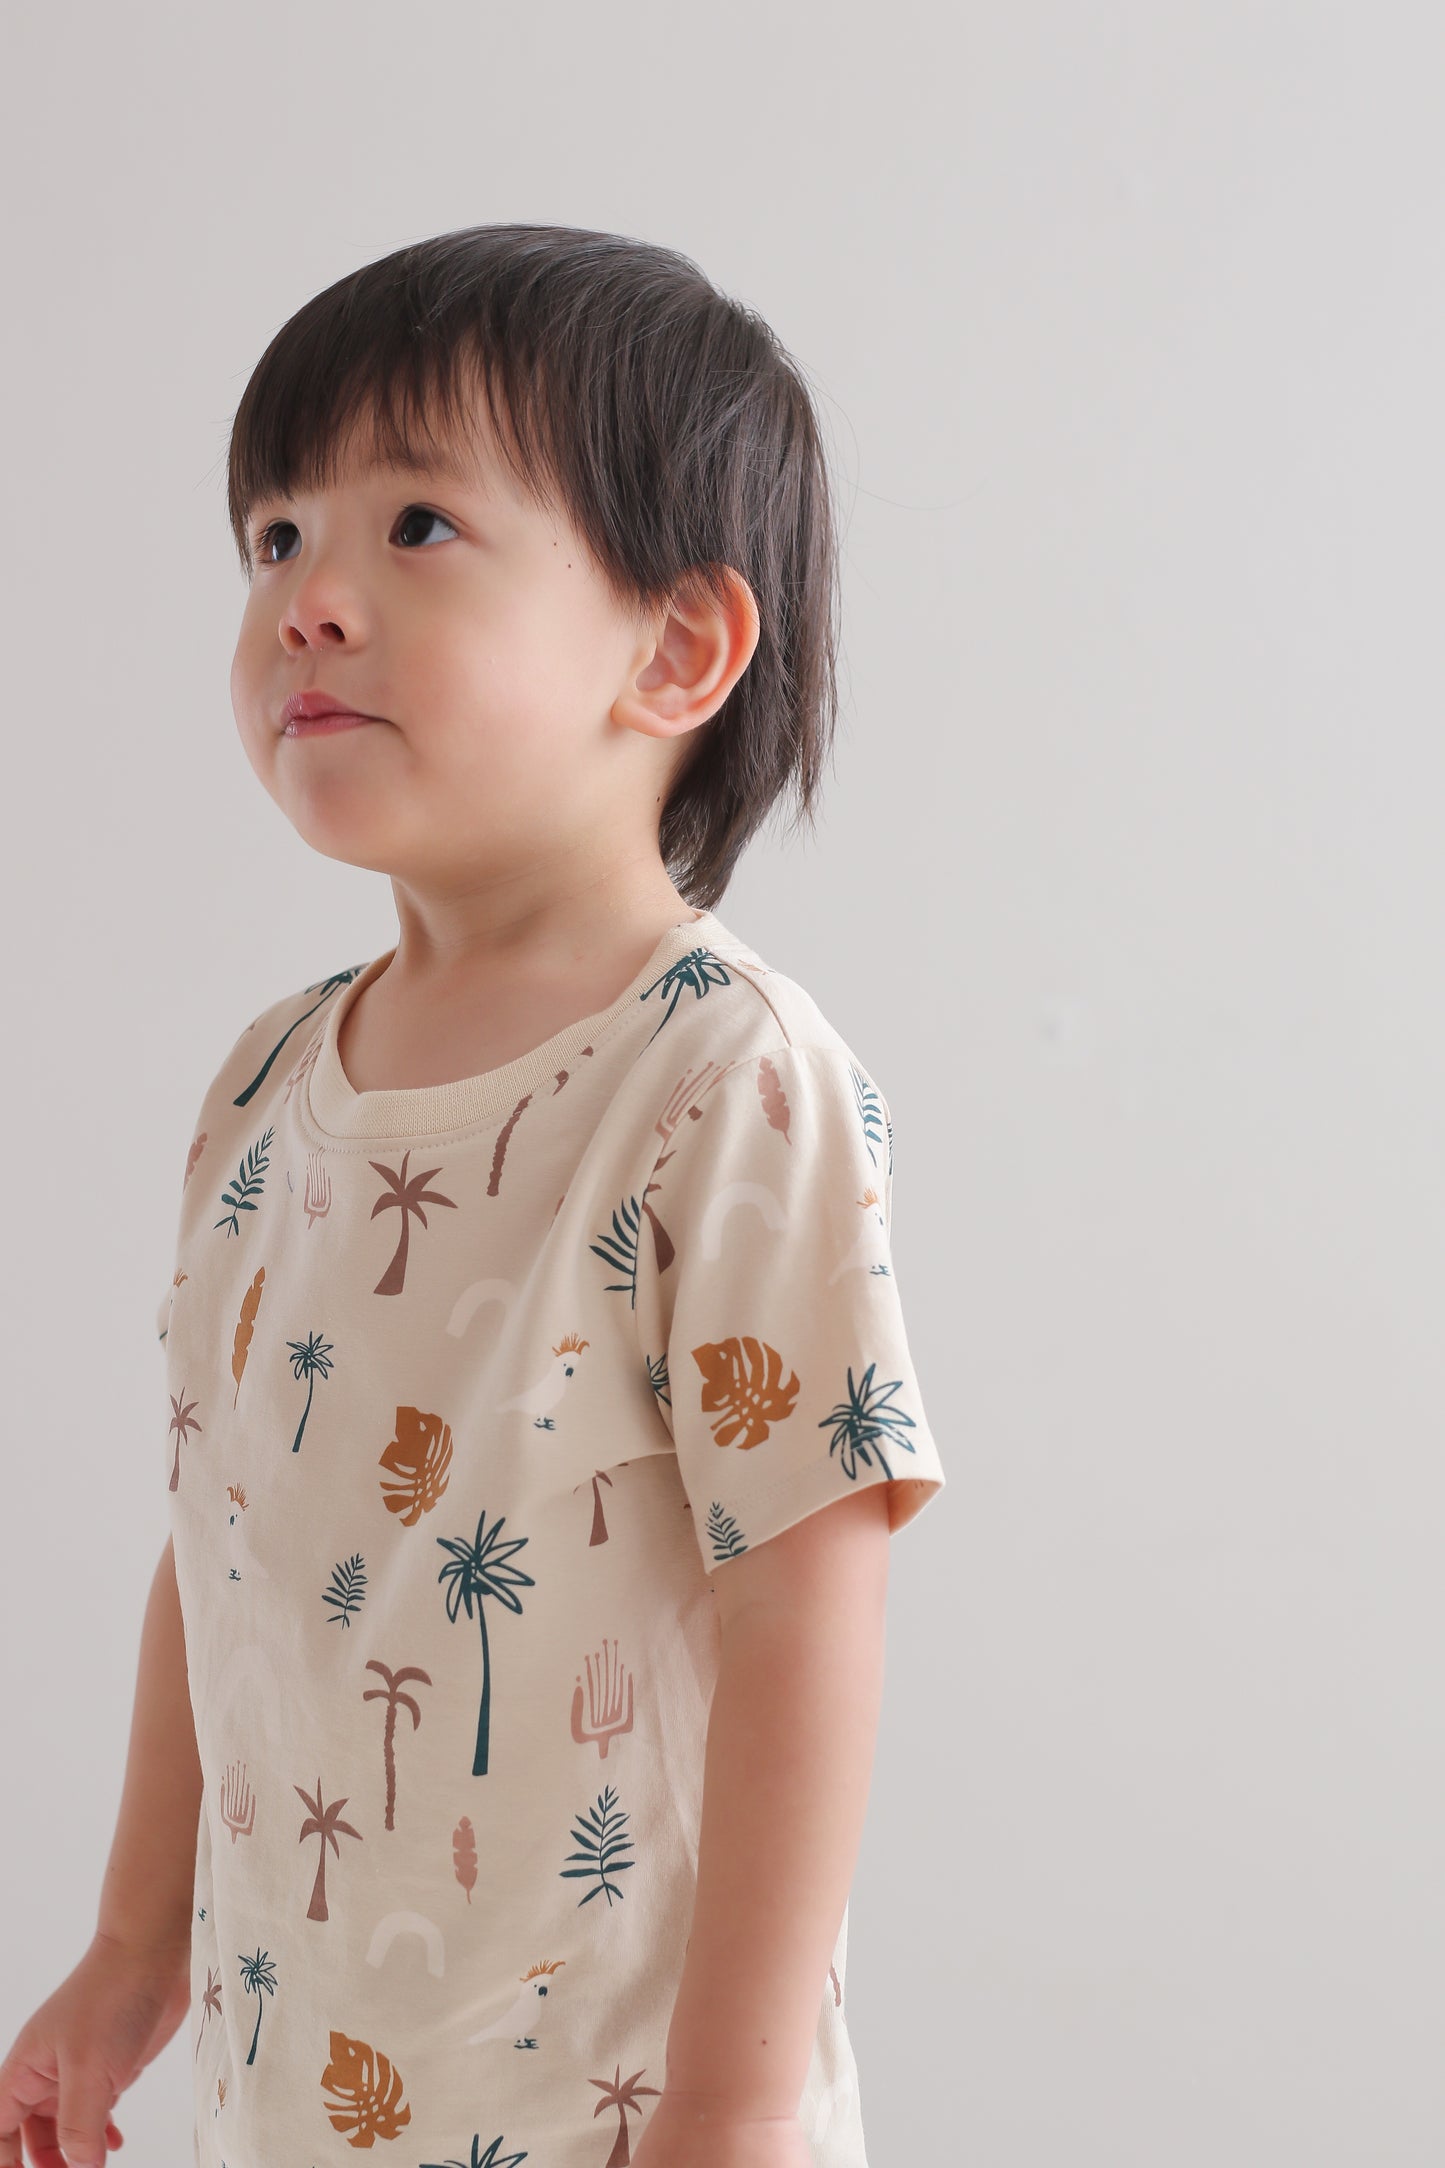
817, 1361, 920, 1482
419, 2135, 530, 2168
589, 1196, 642, 1306
559, 1781, 635, 1908
214, 1126, 275, 1237
638, 943, 734, 1042
644, 1349, 670, 1407
323, 1553, 367, 1628
233, 964, 370, 1108
706, 1502, 748, 1560
849, 1066, 887, 1167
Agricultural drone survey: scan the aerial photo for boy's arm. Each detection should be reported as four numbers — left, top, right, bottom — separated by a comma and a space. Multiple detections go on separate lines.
659, 1482, 892, 2124
93, 1535, 204, 1959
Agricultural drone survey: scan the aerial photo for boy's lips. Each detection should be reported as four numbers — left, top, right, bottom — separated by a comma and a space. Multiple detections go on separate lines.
283, 712, 379, 737
281, 689, 387, 735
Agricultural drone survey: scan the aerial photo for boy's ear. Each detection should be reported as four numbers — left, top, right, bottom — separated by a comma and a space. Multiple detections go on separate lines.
612, 565, 760, 743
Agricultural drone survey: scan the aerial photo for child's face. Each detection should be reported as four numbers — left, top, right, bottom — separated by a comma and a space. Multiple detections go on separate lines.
229, 404, 751, 895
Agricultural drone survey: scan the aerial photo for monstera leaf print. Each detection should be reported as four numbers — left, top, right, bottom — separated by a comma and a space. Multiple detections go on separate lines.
378, 1406, 454, 1526
691, 1335, 801, 1449
320, 2028, 411, 2146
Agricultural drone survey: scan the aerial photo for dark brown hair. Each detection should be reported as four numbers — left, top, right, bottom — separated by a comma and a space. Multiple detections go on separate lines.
226, 223, 843, 909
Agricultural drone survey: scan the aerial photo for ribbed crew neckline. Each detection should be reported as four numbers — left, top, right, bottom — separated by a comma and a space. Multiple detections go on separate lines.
302, 906, 731, 1143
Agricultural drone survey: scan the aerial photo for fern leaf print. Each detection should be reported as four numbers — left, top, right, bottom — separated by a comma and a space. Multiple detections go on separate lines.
705, 1501, 748, 1561
558, 1781, 636, 1908
323, 1552, 367, 1628
849, 1063, 887, 1167
214, 1125, 275, 1237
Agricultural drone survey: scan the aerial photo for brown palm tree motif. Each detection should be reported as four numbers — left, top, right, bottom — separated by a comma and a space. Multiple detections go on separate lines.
586, 2062, 662, 2166
368, 1149, 458, 1295
294, 1778, 363, 1921
168, 1386, 203, 1492
362, 1660, 433, 1831
573, 1465, 616, 1547
194, 1965, 222, 2059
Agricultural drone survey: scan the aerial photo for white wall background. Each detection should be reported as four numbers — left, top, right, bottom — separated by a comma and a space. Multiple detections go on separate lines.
2, 4, 1438, 2163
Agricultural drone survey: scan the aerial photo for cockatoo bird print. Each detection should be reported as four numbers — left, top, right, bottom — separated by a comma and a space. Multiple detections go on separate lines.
223, 1482, 270, 1583
825, 1187, 893, 1286
462, 1958, 566, 2049
495, 1334, 590, 1430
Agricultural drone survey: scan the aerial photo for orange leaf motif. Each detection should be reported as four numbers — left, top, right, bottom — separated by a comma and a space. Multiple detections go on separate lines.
691, 1335, 801, 1449
320, 2028, 411, 2147
378, 1406, 454, 1526
453, 1813, 478, 1904
232, 1267, 265, 1409
757, 1054, 791, 1142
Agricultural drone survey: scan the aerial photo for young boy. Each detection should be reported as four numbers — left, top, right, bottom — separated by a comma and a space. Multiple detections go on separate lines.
0, 223, 945, 2168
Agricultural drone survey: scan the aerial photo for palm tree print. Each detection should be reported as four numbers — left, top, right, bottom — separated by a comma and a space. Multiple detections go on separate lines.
232, 965, 369, 1107
818, 1360, 921, 1481
586, 2061, 661, 2166
294, 1778, 363, 1921
362, 1660, 433, 1831
167, 1386, 202, 1492
420, 2136, 529, 2168
435, 1508, 535, 1776
194, 1964, 221, 2059
285, 1330, 335, 1451
368, 1149, 458, 1295
237, 1946, 276, 2065
214, 1125, 275, 1237
638, 943, 733, 1042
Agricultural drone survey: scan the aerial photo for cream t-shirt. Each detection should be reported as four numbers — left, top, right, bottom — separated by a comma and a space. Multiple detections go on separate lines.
156, 903, 946, 2167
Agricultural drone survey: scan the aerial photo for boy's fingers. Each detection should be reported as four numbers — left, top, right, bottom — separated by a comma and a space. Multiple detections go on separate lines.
55, 2066, 117, 2168
0, 2056, 56, 2165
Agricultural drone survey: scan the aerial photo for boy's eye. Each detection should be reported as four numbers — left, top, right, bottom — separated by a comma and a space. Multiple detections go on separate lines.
251, 504, 458, 565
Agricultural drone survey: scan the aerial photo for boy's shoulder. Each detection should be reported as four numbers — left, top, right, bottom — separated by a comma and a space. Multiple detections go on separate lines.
658, 911, 889, 1105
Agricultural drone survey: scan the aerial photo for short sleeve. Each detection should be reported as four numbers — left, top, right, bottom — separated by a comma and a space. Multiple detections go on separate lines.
631, 1039, 947, 1572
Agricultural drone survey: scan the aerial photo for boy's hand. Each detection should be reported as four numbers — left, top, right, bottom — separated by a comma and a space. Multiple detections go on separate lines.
630, 2093, 813, 2168
0, 1929, 190, 2168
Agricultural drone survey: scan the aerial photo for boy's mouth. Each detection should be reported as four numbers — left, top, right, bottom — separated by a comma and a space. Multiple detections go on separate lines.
282, 688, 387, 734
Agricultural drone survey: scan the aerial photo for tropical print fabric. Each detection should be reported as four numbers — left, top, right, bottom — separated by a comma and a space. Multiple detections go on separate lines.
156, 904, 946, 2167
